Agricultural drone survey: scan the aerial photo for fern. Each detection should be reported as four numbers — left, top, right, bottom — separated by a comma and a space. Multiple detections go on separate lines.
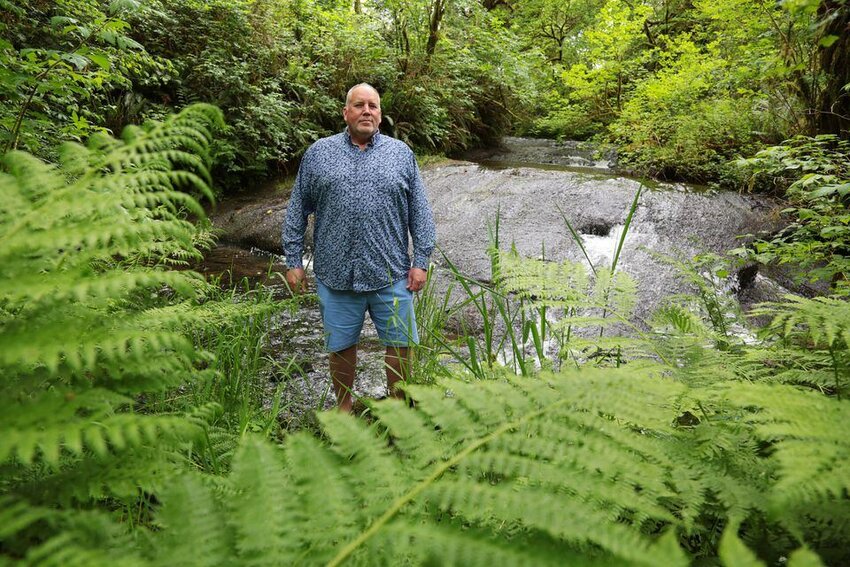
140, 370, 692, 566
753, 295, 850, 350
493, 249, 657, 369
123, 362, 846, 565
0, 104, 280, 563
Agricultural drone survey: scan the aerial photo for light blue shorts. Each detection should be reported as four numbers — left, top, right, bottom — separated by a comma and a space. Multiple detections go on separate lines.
316, 278, 419, 353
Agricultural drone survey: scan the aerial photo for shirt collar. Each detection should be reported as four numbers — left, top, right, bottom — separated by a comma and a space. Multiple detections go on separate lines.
343, 126, 381, 149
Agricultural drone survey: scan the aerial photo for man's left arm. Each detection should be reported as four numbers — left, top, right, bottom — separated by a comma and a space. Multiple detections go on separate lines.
406, 153, 436, 292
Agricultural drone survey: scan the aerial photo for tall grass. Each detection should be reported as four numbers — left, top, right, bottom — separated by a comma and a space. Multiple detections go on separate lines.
142, 275, 292, 449
411, 265, 456, 384
420, 184, 646, 376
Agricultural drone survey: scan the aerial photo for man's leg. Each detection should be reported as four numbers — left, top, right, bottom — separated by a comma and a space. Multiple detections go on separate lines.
316, 280, 367, 413
385, 346, 410, 400
330, 344, 358, 412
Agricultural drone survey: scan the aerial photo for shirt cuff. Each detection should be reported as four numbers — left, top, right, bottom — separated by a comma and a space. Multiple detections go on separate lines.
412, 255, 430, 270
286, 255, 304, 270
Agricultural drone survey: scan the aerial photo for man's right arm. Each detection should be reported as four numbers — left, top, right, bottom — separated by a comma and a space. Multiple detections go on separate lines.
282, 149, 314, 294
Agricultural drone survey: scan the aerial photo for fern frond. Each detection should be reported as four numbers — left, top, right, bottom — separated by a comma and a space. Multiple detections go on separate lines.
0, 270, 201, 305
0, 387, 201, 467
593, 267, 638, 318
653, 303, 712, 337
370, 398, 447, 471
24, 520, 147, 567
719, 521, 766, 567
715, 382, 850, 521
153, 475, 232, 567
15, 449, 188, 508
754, 295, 850, 349
226, 437, 301, 566
109, 360, 847, 565
371, 520, 588, 566
320, 370, 691, 565
283, 432, 363, 563
427, 479, 679, 565
319, 412, 408, 512
0, 495, 52, 540
498, 250, 591, 307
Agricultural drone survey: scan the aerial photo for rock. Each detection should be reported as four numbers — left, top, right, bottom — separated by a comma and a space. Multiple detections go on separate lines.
209, 192, 312, 255
424, 163, 784, 322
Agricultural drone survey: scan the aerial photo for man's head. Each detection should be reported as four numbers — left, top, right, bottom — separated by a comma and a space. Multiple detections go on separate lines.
343, 83, 382, 144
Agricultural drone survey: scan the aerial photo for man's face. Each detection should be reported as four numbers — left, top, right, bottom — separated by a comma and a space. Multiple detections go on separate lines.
343, 86, 382, 142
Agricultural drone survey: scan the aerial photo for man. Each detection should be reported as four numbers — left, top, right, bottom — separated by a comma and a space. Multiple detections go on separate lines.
282, 83, 436, 413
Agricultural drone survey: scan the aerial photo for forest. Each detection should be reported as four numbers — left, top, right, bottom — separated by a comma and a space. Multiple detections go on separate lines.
1, 0, 849, 565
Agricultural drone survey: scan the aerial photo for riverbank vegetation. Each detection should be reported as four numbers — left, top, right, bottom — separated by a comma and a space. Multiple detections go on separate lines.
2, 0, 849, 564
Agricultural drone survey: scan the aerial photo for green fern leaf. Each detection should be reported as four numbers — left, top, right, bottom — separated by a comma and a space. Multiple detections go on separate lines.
154, 475, 232, 567
788, 546, 827, 567
719, 521, 766, 567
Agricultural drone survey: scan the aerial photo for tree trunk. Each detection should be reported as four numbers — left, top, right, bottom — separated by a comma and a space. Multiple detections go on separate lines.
426, 0, 447, 57
816, 0, 850, 136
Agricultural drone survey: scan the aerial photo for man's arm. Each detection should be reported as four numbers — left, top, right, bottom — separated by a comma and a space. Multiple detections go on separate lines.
282, 149, 314, 294
406, 152, 436, 292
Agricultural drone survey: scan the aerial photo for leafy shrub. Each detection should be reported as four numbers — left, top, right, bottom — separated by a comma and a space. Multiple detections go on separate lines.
528, 101, 599, 140
609, 38, 773, 184
736, 135, 850, 293
0, 0, 172, 158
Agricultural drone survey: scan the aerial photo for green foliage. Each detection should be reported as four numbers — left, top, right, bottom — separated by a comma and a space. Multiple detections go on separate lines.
0, 104, 280, 562
128, 0, 339, 183
0, 0, 172, 157
515, 0, 846, 183
3, 129, 849, 563
18, 358, 845, 565
122, 0, 537, 188
736, 135, 850, 293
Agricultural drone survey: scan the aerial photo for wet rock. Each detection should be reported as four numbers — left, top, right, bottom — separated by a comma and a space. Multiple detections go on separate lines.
425, 163, 785, 322
209, 191, 313, 255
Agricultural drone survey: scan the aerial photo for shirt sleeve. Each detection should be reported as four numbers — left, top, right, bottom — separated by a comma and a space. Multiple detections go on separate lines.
407, 151, 436, 269
282, 148, 315, 269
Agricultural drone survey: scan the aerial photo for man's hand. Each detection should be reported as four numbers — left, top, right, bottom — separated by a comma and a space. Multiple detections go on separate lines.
285, 268, 307, 295
407, 267, 427, 292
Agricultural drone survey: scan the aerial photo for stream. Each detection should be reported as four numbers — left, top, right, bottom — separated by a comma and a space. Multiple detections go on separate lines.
201, 137, 789, 418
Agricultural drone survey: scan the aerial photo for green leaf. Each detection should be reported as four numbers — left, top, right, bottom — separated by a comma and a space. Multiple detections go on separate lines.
87, 52, 111, 70
108, 0, 141, 15
809, 185, 839, 198
61, 53, 89, 70
787, 546, 825, 567
719, 522, 766, 567
819, 35, 839, 48
50, 16, 78, 28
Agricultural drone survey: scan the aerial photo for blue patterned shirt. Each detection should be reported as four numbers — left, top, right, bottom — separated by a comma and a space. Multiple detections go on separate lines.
282, 130, 436, 292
